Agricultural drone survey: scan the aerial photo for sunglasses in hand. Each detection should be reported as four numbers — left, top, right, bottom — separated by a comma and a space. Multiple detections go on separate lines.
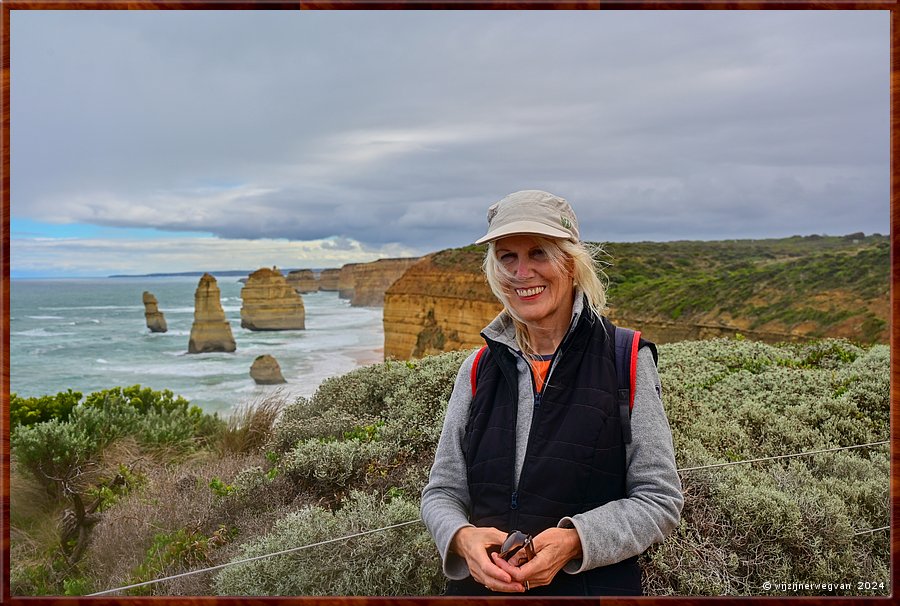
497, 530, 535, 562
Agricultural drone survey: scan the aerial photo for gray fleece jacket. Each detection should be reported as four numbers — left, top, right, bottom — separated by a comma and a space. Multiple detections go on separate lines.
420, 295, 684, 580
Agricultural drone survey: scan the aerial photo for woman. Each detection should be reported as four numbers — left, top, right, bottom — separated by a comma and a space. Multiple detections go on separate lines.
420, 190, 683, 596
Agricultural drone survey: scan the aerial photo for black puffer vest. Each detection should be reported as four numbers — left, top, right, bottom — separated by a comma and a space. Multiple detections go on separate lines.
446, 311, 643, 596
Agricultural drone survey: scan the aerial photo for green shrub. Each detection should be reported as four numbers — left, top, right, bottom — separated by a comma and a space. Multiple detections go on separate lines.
214, 491, 444, 596
10, 389, 83, 429
126, 526, 234, 596
646, 338, 890, 595
269, 351, 469, 500
228, 338, 888, 596
18, 338, 886, 596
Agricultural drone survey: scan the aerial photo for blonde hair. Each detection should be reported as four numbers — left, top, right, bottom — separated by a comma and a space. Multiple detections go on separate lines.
483, 236, 608, 357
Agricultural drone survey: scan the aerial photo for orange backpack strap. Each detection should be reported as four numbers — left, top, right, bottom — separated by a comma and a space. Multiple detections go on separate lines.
628, 330, 641, 412
471, 345, 488, 398
614, 326, 640, 445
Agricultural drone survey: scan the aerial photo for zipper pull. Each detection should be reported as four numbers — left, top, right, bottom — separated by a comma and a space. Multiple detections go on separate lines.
534, 392, 542, 408
510, 491, 519, 510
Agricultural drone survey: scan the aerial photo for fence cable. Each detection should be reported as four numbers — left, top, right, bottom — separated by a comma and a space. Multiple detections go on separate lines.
87, 519, 421, 596
87, 439, 890, 596
676, 440, 889, 472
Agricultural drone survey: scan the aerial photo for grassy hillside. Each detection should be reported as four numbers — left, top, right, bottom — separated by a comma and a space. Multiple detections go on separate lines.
604, 234, 889, 342
11, 338, 889, 596
424, 234, 889, 343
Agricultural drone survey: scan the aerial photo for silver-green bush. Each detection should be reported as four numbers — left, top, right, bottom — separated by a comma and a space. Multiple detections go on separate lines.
175, 339, 889, 596
213, 491, 444, 596
645, 338, 889, 596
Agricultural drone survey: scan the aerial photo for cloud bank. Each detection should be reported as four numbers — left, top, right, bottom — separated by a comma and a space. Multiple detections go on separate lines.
10, 10, 889, 276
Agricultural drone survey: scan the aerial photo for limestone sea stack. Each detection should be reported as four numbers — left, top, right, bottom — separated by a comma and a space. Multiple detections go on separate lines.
318, 268, 341, 291
188, 273, 237, 354
240, 267, 306, 331
142, 291, 168, 333
250, 354, 286, 384
286, 269, 318, 294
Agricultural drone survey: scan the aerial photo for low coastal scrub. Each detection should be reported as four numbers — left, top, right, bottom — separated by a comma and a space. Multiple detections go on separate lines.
10, 385, 227, 595
10, 339, 890, 596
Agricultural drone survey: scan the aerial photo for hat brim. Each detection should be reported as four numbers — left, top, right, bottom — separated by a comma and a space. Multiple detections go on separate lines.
475, 220, 574, 245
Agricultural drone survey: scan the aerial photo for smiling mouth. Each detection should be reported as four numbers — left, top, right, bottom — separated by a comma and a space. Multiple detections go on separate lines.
515, 286, 545, 298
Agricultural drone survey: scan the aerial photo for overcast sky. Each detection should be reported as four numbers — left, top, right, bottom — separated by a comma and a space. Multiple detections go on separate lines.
10, 10, 889, 277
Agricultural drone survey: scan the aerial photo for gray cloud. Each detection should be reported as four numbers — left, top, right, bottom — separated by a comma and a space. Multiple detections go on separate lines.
11, 10, 889, 259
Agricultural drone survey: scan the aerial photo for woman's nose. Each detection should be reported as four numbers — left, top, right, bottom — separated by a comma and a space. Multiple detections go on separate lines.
514, 257, 533, 279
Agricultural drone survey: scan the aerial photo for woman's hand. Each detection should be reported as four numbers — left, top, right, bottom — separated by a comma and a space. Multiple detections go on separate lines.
451, 526, 527, 593
491, 527, 583, 591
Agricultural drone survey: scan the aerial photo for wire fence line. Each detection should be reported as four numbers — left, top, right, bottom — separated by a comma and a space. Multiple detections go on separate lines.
87, 519, 422, 596
676, 440, 890, 472
87, 439, 891, 596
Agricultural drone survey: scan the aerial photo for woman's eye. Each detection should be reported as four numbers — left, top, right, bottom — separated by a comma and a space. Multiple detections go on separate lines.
499, 253, 516, 264
531, 249, 546, 260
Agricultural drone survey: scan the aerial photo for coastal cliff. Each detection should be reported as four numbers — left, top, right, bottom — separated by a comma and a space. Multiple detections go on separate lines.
384, 250, 502, 360
286, 269, 318, 294
383, 236, 890, 360
188, 273, 236, 353
338, 264, 360, 300
318, 268, 341, 291
240, 268, 306, 331
351, 258, 421, 307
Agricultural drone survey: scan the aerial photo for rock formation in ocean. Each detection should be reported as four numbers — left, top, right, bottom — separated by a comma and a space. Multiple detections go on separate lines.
250, 354, 286, 384
318, 268, 341, 291
188, 273, 237, 354
142, 291, 168, 333
286, 269, 318, 294
348, 257, 421, 307
240, 267, 306, 331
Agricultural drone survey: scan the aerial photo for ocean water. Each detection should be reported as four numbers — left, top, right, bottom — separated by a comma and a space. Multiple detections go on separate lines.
9, 277, 384, 415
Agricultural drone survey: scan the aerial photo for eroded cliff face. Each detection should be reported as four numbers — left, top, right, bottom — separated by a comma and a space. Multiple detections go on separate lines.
338, 264, 359, 300
351, 258, 421, 307
384, 252, 502, 360
286, 269, 318, 294
318, 268, 341, 291
240, 267, 306, 331
382, 241, 890, 360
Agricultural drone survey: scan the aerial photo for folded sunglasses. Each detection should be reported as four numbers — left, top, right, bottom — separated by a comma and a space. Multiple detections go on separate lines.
497, 530, 535, 562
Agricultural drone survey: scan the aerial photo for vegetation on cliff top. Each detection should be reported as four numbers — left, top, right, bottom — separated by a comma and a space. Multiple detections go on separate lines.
11, 338, 889, 596
604, 234, 888, 342
418, 234, 889, 343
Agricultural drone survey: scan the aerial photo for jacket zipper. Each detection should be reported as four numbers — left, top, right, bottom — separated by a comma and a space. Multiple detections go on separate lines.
510, 312, 580, 519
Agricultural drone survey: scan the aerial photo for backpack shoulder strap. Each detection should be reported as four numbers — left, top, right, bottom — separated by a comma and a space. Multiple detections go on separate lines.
612, 322, 660, 445
613, 324, 641, 445
471, 345, 488, 398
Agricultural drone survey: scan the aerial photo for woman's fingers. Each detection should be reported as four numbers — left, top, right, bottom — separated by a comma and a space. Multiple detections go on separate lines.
500, 527, 583, 590
453, 526, 525, 592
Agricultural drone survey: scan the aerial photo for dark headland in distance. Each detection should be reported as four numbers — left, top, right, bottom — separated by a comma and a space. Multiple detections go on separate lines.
108, 269, 316, 278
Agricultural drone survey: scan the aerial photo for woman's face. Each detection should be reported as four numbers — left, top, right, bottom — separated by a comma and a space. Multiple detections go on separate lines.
494, 234, 575, 331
